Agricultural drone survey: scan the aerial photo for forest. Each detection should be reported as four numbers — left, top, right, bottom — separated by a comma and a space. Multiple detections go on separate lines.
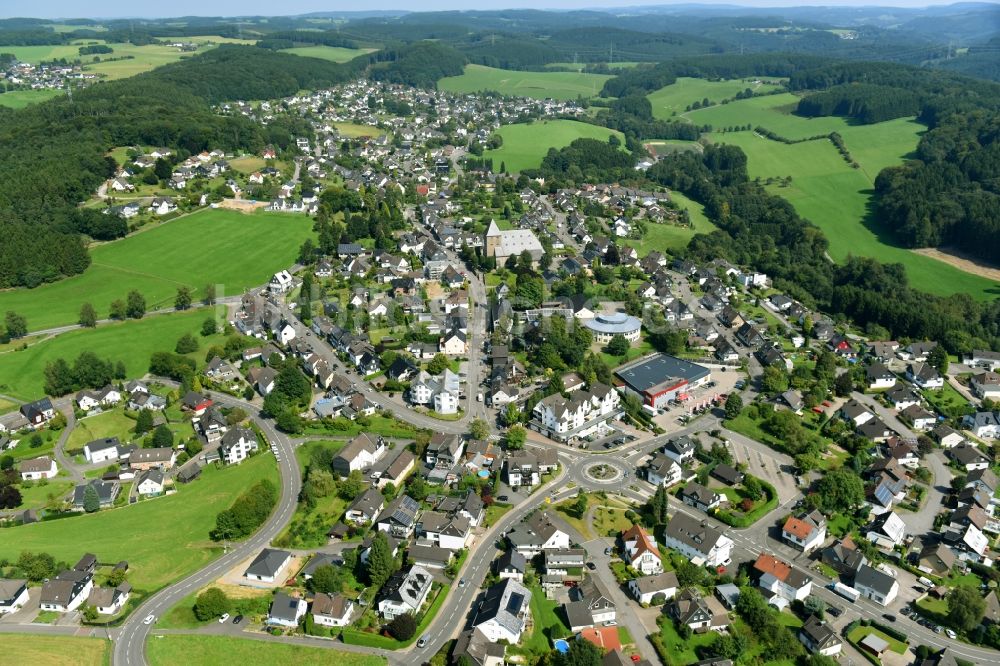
875, 111, 1000, 265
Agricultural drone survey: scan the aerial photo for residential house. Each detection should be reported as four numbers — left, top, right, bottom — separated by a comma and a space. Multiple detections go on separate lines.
865, 363, 897, 390
332, 433, 387, 476
918, 542, 956, 577
18, 456, 57, 481
949, 443, 990, 471
645, 454, 685, 488
821, 537, 868, 575
963, 412, 1000, 440
417, 511, 472, 551
345, 488, 385, 525
799, 615, 843, 656
667, 588, 728, 633
20, 398, 55, 427
267, 592, 307, 628
628, 571, 679, 605
662, 513, 733, 568
497, 550, 527, 581
906, 363, 944, 390
472, 578, 532, 643
506, 512, 571, 557
622, 524, 663, 575
408, 544, 453, 571
84, 438, 125, 464
39, 569, 93, 612
311, 592, 354, 627
220, 427, 257, 465
679, 481, 723, 513
662, 436, 696, 464
852, 564, 899, 606
377, 565, 434, 620
244, 548, 292, 584
376, 495, 422, 538
72, 479, 121, 508
753, 553, 812, 608
781, 511, 827, 552
136, 470, 164, 496
971, 371, 1000, 400
866, 511, 907, 550
87, 582, 131, 615
129, 448, 176, 471
530, 384, 621, 443
0, 579, 29, 614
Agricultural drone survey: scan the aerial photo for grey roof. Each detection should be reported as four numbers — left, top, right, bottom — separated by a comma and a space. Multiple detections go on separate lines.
347, 488, 384, 518
614, 353, 710, 394
564, 599, 595, 628
854, 563, 896, 595
378, 565, 433, 609
268, 592, 303, 622
664, 512, 727, 556
311, 592, 350, 619
377, 494, 421, 528
245, 548, 290, 579
0, 578, 27, 602
800, 615, 841, 651
473, 578, 531, 636
632, 571, 679, 594
409, 544, 453, 565
497, 550, 527, 573
72, 480, 120, 506
301, 553, 343, 578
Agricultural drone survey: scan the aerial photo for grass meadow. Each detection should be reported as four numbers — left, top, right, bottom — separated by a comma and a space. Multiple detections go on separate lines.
281, 45, 376, 62
149, 635, 386, 666
483, 119, 624, 173
0, 88, 64, 108
0, 207, 314, 331
439, 64, 612, 101
647, 77, 784, 120
2, 634, 110, 666
0, 308, 228, 401
632, 191, 716, 253
0, 455, 278, 593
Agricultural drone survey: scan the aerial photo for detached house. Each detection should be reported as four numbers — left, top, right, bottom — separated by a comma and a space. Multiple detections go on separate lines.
346, 488, 385, 525
244, 548, 292, 584
662, 513, 733, 568
782, 511, 827, 552
472, 579, 532, 643
507, 512, 570, 557
799, 615, 843, 656
679, 481, 723, 513
18, 456, 57, 481
628, 571, 679, 605
852, 563, 899, 606
906, 362, 944, 389
40, 570, 93, 612
311, 592, 354, 627
332, 433, 387, 476
0, 579, 29, 614
267, 592, 307, 628
622, 524, 663, 575
220, 427, 257, 465
753, 553, 812, 608
377, 565, 433, 620
667, 588, 727, 633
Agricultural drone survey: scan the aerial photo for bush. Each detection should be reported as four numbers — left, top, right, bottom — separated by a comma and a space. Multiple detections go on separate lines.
387, 612, 417, 641
193, 587, 231, 621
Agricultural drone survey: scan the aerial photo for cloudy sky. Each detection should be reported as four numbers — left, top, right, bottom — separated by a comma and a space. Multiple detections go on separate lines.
2, 0, 991, 19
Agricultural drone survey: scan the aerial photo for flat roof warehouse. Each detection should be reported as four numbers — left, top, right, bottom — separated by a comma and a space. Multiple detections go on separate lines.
614, 353, 710, 405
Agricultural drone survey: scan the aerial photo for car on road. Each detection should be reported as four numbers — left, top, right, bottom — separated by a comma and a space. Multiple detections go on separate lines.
586, 562, 596, 570
143, 614, 156, 625
417, 635, 429, 648
219, 613, 230, 623
233, 614, 244, 624
459, 579, 466, 587
630, 656, 641, 663
604, 547, 612, 555
498, 495, 509, 502
826, 605, 843, 618
882, 613, 896, 622
935, 625, 944, 634
603, 620, 617, 627
946, 629, 957, 639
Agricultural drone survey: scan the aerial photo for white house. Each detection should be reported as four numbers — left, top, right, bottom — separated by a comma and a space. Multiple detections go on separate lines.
782, 511, 827, 553
628, 571, 679, 605
531, 383, 620, 442
244, 548, 292, 584
332, 433, 388, 476
136, 470, 165, 496
799, 616, 843, 657
88, 583, 131, 615
267, 592, 307, 627
84, 438, 123, 464
418, 511, 472, 551
506, 512, 571, 557
753, 553, 813, 607
377, 566, 433, 620
311, 592, 354, 627
866, 511, 907, 550
853, 564, 899, 606
971, 371, 1000, 401
18, 456, 57, 481
269, 270, 294, 293
662, 513, 733, 568
0, 579, 29, 614
220, 427, 257, 465
472, 578, 532, 643
622, 524, 663, 575
646, 454, 684, 487
39, 571, 93, 612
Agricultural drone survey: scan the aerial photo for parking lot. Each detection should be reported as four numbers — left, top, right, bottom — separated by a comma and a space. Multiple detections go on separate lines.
650, 366, 744, 433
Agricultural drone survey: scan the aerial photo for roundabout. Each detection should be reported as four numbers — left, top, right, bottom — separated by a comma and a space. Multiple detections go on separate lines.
579, 458, 631, 485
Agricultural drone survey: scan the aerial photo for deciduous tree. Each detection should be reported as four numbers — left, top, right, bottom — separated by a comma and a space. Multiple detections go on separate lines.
78, 303, 97, 328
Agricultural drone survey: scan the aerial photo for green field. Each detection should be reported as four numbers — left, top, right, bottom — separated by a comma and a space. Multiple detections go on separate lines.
0, 455, 278, 593
0, 308, 225, 402
16, 479, 75, 509
632, 191, 715, 253
281, 45, 376, 62
2, 634, 110, 666
483, 120, 624, 173
66, 410, 141, 451
149, 634, 386, 666
0, 89, 64, 108
333, 122, 385, 138
0, 207, 314, 331
680, 92, 998, 298
648, 77, 785, 120
439, 64, 612, 101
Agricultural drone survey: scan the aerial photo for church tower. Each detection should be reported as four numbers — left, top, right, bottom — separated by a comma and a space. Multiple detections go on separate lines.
485, 219, 502, 258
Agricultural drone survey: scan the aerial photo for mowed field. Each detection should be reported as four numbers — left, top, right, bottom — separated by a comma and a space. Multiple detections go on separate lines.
648, 77, 785, 120
3, 634, 110, 666
483, 120, 625, 173
0, 455, 278, 593
148, 635, 386, 666
632, 191, 716, 253
281, 45, 376, 62
684, 93, 999, 299
439, 64, 612, 101
0, 207, 314, 331
5, 37, 255, 80
0, 88, 64, 108
0, 308, 225, 401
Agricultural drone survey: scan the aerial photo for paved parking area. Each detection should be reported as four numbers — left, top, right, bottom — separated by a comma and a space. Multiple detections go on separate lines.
0, 587, 40, 624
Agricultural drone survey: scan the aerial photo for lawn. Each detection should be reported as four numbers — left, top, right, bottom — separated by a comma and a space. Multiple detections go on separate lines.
281, 45, 377, 62
922, 383, 974, 419
0, 308, 228, 402
484, 502, 513, 527
15, 479, 75, 509
228, 155, 267, 174
294, 439, 348, 473
687, 96, 997, 299
66, 409, 138, 452
0, 455, 278, 593
2, 634, 110, 666
439, 64, 612, 101
591, 505, 635, 537
522, 582, 570, 653
148, 635, 385, 666
333, 122, 386, 138
554, 493, 632, 540
483, 120, 625, 173
847, 625, 908, 654
647, 77, 784, 120
655, 617, 717, 664
300, 415, 421, 440
0, 88, 64, 108
0, 207, 315, 331
632, 191, 716, 253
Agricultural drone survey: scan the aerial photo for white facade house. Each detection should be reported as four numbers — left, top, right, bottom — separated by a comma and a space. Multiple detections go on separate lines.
853, 564, 899, 606
84, 438, 123, 464
646, 454, 684, 487
377, 566, 434, 620
244, 548, 292, 584
269, 270, 294, 293
267, 592, 307, 627
622, 525, 663, 575
782, 511, 827, 552
662, 513, 733, 568
472, 579, 532, 643
18, 456, 57, 481
531, 384, 620, 442
0, 579, 29, 614
754, 553, 813, 607
311, 593, 354, 627
628, 571, 679, 605
39, 571, 93, 612
220, 427, 258, 465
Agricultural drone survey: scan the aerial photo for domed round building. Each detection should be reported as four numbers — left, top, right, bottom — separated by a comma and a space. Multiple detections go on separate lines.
584, 312, 642, 344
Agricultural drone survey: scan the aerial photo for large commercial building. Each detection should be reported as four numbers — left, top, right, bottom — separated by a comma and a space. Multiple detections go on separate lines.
614, 353, 711, 409
584, 312, 642, 344
484, 220, 544, 266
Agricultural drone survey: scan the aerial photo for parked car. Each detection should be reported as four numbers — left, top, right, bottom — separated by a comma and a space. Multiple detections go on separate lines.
882, 613, 896, 622
233, 614, 244, 624
946, 629, 957, 639
219, 613, 230, 623
586, 562, 596, 570
417, 635, 429, 648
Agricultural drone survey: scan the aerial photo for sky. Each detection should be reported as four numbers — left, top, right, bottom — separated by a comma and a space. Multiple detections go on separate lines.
2, 0, 994, 19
